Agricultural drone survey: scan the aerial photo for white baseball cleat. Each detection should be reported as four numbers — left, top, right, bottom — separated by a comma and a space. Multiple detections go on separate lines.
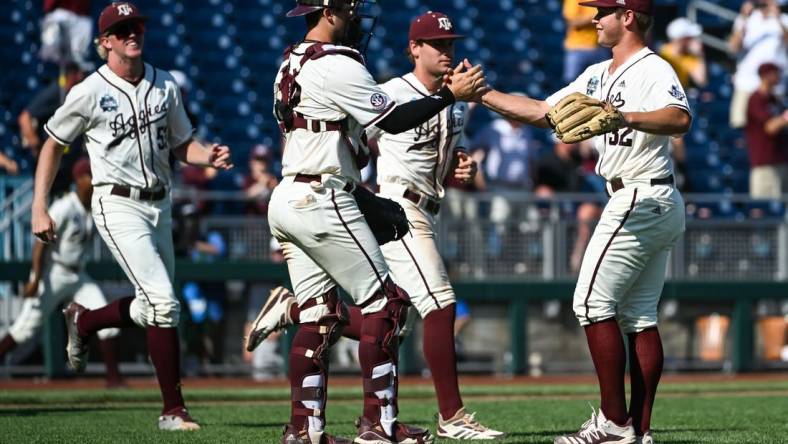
63, 302, 89, 373
245, 286, 296, 352
437, 408, 505, 440
554, 406, 636, 444
636, 431, 653, 444
158, 407, 201, 431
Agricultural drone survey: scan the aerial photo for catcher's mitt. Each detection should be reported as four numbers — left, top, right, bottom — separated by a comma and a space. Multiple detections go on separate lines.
546, 92, 624, 144
352, 185, 409, 245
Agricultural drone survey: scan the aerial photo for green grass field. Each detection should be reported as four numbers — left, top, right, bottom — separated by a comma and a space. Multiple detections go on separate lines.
1, 380, 787, 443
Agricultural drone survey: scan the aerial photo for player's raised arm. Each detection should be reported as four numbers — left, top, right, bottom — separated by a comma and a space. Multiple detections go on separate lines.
480, 89, 552, 128
31, 137, 66, 243
372, 61, 488, 134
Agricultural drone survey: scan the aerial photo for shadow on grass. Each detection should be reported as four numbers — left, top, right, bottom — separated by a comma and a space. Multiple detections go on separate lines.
0, 406, 148, 417
229, 422, 290, 429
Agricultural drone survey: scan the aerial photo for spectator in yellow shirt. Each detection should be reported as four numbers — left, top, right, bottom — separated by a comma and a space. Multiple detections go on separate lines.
562, 0, 609, 83
660, 18, 707, 89
659, 18, 707, 193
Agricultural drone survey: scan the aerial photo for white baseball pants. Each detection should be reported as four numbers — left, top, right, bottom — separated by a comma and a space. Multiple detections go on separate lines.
268, 176, 389, 323
573, 184, 685, 333
10, 263, 119, 342
378, 184, 455, 318
91, 185, 179, 328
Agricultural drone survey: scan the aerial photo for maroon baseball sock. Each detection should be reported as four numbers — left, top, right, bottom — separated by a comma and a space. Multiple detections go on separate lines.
424, 305, 463, 420
341, 305, 364, 341
289, 304, 301, 324
584, 318, 628, 425
628, 328, 663, 435
288, 325, 326, 429
99, 338, 123, 386
77, 296, 135, 337
358, 315, 396, 421
0, 334, 17, 359
146, 326, 186, 413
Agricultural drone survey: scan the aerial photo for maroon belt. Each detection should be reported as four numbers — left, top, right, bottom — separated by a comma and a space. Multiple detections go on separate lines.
608, 175, 674, 194
291, 114, 347, 132
403, 189, 440, 215
294, 174, 354, 192
110, 185, 166, 201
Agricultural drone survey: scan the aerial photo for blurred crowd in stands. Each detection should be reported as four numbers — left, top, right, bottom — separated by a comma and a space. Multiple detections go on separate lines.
1, 0, 787, 374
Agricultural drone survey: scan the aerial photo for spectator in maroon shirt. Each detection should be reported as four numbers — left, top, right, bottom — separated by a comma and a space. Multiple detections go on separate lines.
746, 62, 788, 198
243, 144, 278, 215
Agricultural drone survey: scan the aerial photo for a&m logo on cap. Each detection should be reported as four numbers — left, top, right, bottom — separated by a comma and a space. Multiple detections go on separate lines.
437, 17, 453, 31
116, 3, 133, 16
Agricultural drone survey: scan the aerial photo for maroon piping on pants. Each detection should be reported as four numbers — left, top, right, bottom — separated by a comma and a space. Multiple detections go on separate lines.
399, 238, 441, 309
330, 189, 385, 290
583, 189, 638, 323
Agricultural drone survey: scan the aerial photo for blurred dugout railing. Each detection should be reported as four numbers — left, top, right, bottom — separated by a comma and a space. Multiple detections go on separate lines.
152, 190, 788, 281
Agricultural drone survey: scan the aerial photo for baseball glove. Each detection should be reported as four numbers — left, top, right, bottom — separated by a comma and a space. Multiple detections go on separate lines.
546, 92, 624, 144
352, 185, 410, 245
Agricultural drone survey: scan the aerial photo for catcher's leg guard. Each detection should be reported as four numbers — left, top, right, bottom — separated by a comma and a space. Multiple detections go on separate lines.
358, 278, 413, 437
288, 290, 348, 443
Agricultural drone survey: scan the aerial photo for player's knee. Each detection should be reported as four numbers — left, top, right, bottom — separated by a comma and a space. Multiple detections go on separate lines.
9, 325, 37, 343
572, 297, 616, 326
361, 279, 412, 348
96, 327, 121, 340
618, 314, 657, 334
129, 297, 180, 328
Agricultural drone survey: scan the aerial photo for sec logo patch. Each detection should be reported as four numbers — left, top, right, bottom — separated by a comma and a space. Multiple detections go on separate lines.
370, 93, 389, 111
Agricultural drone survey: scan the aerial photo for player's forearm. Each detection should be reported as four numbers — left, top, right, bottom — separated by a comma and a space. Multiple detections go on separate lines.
375, 87, 455, 134
690, 63, 708, 88
481, 90, 551, 128
18, 111, 40, 149
623, 107, 692, 136
32, 138, 64, 209
173, 138, 211, 167
29, 241, 47, 282
727, 30, 744, 53
764, 114, 788, 135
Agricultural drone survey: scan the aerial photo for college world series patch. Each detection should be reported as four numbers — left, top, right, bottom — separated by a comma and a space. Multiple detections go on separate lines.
100, 95, 118, 112
370, 92, 389, 112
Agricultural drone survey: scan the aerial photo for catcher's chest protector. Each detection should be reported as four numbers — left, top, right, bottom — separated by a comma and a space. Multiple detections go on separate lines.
275, 43, 366, 134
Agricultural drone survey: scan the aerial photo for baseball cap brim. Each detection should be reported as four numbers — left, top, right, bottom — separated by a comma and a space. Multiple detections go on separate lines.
578, 0, 618, 8
101, 15, 147, 35
286, 5, 324, 17
414, 33, 466, 41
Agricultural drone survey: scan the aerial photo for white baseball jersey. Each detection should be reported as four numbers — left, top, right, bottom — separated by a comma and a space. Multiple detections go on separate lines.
274, 43, 396, 182
45, 63, 194, 189
48, 191, 92, 269
546, 47, 691, 181
372, 73, 469, 199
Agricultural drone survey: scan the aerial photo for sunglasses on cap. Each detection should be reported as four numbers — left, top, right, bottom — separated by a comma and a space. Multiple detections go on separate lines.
108, 20, 145, 38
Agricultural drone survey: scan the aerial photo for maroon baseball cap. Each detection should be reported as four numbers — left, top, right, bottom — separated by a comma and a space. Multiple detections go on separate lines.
409, 11, 464, 41
758, 62, 781, 77
579, 0, 653, 14
98, 2, 147, 35
72, 157, 91, 180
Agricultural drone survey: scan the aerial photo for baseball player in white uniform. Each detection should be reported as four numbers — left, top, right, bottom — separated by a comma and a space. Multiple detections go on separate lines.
369, 11, 503, 441
248, 1, 486, 443
0, 158, 124, 387
479, 1, 691, 443
31, 2, 233, 431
